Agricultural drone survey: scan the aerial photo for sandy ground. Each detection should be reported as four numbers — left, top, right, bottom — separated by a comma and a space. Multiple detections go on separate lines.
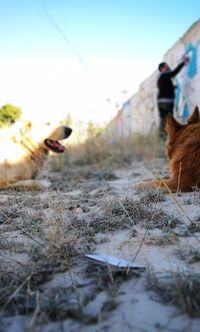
0, 157, 200, 332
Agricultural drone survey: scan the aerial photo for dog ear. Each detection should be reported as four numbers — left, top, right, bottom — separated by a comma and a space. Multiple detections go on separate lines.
165, 113, 183, 136
187, 106, 200, 124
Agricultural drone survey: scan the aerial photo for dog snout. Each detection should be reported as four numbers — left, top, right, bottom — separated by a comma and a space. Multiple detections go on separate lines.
65, 127, 72, 138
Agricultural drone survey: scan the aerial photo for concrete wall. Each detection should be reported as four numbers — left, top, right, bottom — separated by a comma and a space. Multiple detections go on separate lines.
106, 19, 200, 138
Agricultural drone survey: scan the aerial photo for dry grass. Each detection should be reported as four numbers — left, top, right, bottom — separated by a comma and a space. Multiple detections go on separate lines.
99, 193, 180, 232
58, 128, 166, 169
146, 233, 178, 246
146, 270, 200, 317
187, 219, 200, 233
0, 182, 143, 325
1, 130, 200, 331
175, 246, 200, 263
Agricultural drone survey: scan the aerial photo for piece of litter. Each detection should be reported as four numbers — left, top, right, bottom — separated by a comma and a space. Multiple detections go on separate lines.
85, 254, 145, 270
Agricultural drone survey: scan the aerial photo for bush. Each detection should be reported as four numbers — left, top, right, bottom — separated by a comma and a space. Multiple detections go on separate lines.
0, 104, 22, 128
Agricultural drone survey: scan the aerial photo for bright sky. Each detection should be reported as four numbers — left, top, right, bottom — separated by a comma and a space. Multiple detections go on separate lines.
0, 0, 199, 124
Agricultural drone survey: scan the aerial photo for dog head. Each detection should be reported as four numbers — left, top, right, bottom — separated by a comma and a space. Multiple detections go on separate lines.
165, 106, 200, 160
43, 125, 72, 153
14, 121, 72, 153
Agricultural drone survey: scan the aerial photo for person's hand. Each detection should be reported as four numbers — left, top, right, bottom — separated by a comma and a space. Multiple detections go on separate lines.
182, 55, 189, 64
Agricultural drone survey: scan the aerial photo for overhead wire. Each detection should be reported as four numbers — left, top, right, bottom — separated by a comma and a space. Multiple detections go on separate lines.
40, 2, 127, 122
41, 4, 89, 72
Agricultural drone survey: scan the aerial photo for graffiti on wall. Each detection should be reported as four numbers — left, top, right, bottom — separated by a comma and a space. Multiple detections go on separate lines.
175, 41, 199, 119
106, 21, 200, 137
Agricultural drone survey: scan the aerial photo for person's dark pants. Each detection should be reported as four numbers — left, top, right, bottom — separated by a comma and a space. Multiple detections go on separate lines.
158, 102, 174, 139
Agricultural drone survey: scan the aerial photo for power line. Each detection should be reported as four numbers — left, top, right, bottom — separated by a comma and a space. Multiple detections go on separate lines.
41, 5, 89, 71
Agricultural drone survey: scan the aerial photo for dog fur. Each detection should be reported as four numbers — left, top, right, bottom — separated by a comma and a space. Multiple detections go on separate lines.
0, 121, 72, 190
135, 106, 200, 192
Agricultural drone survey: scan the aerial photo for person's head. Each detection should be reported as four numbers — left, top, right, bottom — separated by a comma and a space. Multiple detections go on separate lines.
158, 62, 170, 72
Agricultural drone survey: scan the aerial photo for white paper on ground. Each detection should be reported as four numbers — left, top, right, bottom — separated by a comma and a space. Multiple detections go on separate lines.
85, 254, 145, 270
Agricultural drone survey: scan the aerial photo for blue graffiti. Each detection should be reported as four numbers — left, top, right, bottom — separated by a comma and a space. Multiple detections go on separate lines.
175, 80, 180, 108
182, 102, 190, 118
175, 41, 199, 117
185, 43, 198, 78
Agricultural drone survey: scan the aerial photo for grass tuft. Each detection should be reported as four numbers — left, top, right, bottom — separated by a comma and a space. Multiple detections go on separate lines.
146, 271, 200, 317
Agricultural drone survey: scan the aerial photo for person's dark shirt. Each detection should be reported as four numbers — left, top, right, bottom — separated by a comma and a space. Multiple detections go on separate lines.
157, 62, 185, 100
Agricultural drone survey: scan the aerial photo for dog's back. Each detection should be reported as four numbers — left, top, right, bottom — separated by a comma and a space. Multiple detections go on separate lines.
165, 106, 200, 191
135, 106, 200, 192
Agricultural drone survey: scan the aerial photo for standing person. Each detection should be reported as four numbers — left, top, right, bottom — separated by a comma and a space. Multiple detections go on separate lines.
157, 55, 189, 138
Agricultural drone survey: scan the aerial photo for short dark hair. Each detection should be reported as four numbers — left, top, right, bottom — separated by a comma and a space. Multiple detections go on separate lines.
158, 62, 166, 71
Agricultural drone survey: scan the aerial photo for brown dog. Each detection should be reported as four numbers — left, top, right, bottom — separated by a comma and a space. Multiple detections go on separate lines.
135, 106, 200, 192
0, 121, 72, 190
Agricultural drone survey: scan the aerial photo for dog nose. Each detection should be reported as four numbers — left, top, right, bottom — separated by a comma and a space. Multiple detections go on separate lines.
65, 127, 72, 138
